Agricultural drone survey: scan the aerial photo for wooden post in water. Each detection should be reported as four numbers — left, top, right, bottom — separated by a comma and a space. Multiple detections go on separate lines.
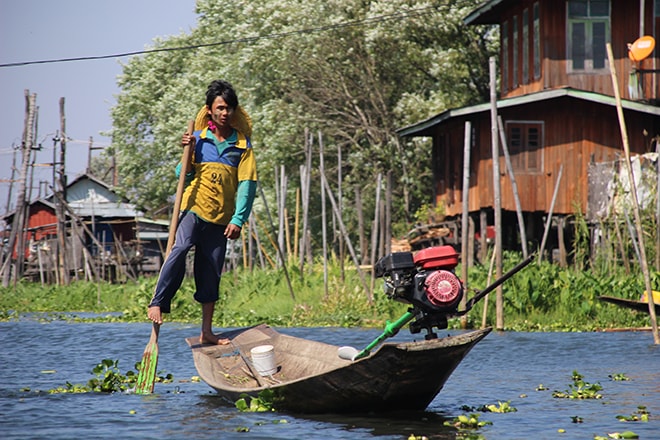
489, 57, 504, 330
57, 97, 70, 285
606, 43, 659, 343
460, 121, 472, 329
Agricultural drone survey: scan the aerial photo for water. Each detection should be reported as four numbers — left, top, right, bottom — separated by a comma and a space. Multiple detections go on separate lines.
1, 319, 658, 439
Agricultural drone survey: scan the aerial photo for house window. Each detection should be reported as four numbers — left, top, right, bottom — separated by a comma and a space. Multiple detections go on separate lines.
512, 15, 519, 87
506, 121, 543, 173
533, 2, 540, 79
502, 20, 509, 90
522, 9, 529, 84
567, 0, 610, 72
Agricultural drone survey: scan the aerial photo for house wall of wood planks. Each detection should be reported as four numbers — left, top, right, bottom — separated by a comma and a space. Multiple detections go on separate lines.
432, 97, 660, 218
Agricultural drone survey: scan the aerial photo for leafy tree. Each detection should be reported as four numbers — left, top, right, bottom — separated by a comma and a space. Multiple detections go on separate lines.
108, 0, 497, 239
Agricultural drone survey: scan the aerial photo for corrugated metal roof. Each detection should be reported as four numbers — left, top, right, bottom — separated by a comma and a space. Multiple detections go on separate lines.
463, 0, 513, 25
397, 88, 660, 137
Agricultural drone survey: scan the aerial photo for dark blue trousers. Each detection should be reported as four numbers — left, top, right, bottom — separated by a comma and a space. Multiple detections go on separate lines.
149, 212, 228, 313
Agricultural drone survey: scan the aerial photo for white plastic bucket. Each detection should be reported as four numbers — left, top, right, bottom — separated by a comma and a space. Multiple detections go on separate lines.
250, 345, 277, 376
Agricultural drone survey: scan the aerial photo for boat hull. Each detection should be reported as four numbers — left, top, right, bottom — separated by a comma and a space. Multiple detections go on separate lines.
599, 295, 660, 314
186, 324, 491, 413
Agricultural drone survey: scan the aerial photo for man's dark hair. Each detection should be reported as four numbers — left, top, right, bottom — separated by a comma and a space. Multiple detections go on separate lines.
205, 80, 238, 109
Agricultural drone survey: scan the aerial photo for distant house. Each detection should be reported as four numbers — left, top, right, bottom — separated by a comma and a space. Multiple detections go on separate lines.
398, 0, 660, 261
2, 173, 169, 281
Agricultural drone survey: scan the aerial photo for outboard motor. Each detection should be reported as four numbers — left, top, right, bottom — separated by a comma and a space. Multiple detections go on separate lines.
375, 245, 463, 338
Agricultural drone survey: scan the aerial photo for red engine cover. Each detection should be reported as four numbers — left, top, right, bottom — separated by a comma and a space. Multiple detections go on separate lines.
413, 245, 459, 270
424, 270, 462, 307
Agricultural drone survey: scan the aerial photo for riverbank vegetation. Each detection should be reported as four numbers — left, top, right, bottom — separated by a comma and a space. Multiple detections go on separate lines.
0, 253, 651, 331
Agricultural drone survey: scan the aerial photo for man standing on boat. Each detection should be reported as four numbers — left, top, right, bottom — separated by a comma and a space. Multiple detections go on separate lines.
147, 79, 257, 345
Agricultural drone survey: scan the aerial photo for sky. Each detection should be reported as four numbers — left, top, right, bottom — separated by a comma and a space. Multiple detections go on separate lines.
0, 0, 199, 217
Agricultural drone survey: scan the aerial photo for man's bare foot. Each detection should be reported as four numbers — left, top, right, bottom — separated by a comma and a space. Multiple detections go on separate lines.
147, 306, 163, 325
200, 330, 230, 345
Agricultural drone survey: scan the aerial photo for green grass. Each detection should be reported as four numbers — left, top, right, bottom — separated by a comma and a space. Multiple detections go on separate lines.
0, 254, 654, 331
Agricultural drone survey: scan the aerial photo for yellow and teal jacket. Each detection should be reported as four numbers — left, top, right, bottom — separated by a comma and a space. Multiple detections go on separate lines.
176, 127, 257, 227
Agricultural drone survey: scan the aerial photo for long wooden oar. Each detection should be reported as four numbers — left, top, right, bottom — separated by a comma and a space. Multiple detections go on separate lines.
135, 120, 195, 394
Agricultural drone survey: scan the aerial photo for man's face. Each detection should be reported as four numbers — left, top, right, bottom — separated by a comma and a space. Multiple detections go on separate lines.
208, 96, 234, 129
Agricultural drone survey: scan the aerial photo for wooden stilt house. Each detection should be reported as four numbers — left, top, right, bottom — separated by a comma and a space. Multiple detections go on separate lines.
398, 0, 660, 263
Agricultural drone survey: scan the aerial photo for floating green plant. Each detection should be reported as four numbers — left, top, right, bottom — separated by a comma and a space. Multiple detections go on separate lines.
41, 359, 172, 394
444, 413, 492, 430
461, 401, 518, 413
594, 431, 639, 439
616, 406, 649, 422
553, 370, 603, 399
608, 373, 630, 381
483, 400, 517, 413
235, 389, 276, 412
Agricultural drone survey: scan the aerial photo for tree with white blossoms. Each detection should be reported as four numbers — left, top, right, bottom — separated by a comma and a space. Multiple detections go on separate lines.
108, 0, 496, 235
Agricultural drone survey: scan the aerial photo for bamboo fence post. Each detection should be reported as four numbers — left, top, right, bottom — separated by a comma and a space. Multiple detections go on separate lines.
607, 42, 658, 343
253, 212, 278, 258
243, 222, 250, 270
321, 170, 372, 303
337, 139, 345, 280
461, 120, 472, 329
319, 133, 329, 299
57, 97, 70, 285
355, 187, 366, 263
2, 91, 36, 287
294, 187, 300, 260
497, 115, 528, 258
370, 173, 382, 293
250, 213, 266, 269
489, 57, 504, 330
385, 171, 392, 256
614, 216, 631, 274
538, 164, 563, 263
284, 207, 292, 261
481, 248, 496, 329
258, 184, 296, 300
299, 129, 312, 275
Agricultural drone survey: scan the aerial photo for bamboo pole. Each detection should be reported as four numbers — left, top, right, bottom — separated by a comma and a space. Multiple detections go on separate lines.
321, 170, 372, 303
385, 170, 392, 256
258, 184, 296, 300
369, 173, 382, 293
461, 120, 472, 329
538, 165, 563, 263
489, 57, 504, 330
355, 187, 366, 264
299, 129, 312, 275
337, 140, 345, 280
481, 248, 496, 329
497, 115, 528, 257
607, 42, 659, 343
250, 212, 267, 269
2, 91, 36, 287
319, 133, 329, 300
294, 187, 300, 260
57, 97, 70, 285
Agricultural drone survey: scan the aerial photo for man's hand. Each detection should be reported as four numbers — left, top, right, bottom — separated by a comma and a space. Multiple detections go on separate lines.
182, 132, 194, 148
224, 224, 241, 239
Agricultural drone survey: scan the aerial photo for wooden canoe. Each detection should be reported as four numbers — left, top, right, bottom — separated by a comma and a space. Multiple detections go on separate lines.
598, 295, 660, 314
185, 324, 491, 413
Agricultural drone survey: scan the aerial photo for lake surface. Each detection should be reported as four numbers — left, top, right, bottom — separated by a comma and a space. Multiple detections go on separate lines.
1, 319, 658, 439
